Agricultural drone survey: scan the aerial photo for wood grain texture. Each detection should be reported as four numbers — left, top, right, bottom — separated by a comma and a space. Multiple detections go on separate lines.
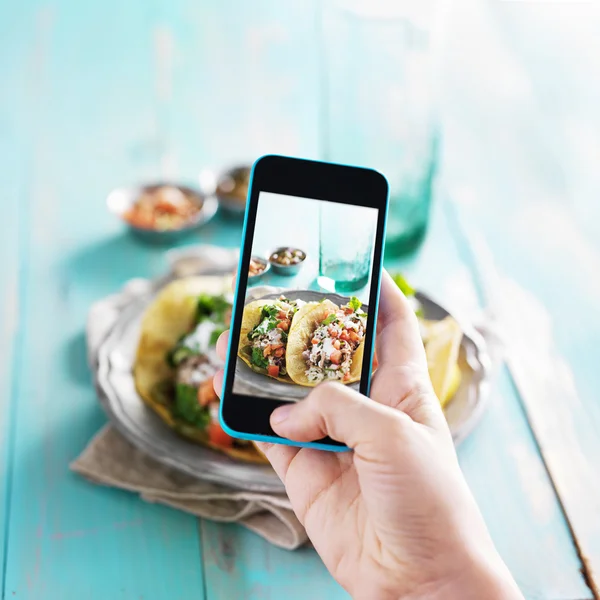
0, 0, 36, 590
0, 101, 24, 597
439, 4, 600, 595
399, 199, 591, 600
201, 522, 350, 600
459, 364, 593, 600
459, 226, 600, 599
143, 0, 321, 176
0, 0, 595, 598
0, 1, 207, 598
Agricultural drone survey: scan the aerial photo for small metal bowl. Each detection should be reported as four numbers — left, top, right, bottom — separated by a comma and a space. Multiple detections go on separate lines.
107, 182, 217, 244
268, 247, 306, 276
248, 255, 270, 281
215, 165, 251, 215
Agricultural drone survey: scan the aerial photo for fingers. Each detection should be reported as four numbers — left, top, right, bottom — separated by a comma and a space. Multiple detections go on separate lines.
255, 441, 300, 484
212, 331, 230, 398
375, 270, 427, 371
371, 271, 444, 426
212, 369, 224, 398
270, 382, 414, 454
369, 364, 445, 427
216, 330, 229, 361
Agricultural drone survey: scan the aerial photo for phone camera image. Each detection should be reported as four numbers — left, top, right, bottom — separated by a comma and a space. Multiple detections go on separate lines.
317, 202, 377, 293
233, 192, 378, 403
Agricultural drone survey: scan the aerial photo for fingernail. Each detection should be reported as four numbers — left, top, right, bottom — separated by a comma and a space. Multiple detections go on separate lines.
271, 404, 294, 425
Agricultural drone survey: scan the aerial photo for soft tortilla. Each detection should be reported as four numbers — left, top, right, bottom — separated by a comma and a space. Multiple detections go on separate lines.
286, 300, 365, 386
133, 275, 267, 464
237, 298, 316, 382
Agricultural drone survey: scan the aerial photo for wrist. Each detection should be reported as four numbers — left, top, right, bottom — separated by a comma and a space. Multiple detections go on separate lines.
406, 552, 523, 600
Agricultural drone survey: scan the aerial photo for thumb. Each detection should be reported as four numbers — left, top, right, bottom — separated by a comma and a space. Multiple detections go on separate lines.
375, 270, 428, 371
370, 271, 447, 428
270, 381, 416, 454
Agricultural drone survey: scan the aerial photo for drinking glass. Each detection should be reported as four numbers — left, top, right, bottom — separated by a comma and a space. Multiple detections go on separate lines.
322, 0, 439, 256
318, 202, 377, 294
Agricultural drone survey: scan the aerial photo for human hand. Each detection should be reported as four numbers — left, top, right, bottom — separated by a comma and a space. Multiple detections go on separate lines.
214, 272, 522, 600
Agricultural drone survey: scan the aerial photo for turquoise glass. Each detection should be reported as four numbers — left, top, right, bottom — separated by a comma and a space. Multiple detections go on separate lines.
317, 201, 377, 294
322, 0, 439, 255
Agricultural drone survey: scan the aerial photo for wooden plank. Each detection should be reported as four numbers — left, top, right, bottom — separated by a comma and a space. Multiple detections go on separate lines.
0, 0, 35, 589
202, 522, 350, 600
144, 0, 321, 177
459, 364, 593, 600
0, 1, 207, 598
401, 199, 591, 600
437, 3, 600, 595
0, 100, 23, 597
455, 222, 600, 599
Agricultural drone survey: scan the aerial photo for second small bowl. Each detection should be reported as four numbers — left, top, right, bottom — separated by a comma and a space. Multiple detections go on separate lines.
248, 255, 271, 281
268, 247, 306, 276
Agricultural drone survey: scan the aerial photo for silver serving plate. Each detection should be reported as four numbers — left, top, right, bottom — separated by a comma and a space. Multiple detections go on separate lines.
94, 275, 491, 492
415, 291, 492, 446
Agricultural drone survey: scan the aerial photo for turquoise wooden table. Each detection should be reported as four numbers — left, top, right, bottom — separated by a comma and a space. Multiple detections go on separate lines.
1, 1, 599, 599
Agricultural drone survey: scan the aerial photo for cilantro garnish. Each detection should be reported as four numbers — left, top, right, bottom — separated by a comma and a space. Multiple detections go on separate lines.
322, 314, 337, 326
251, 347, 269, 369
390, 273, 416, 297
173, 383, 210, 428
348, 297, 362, 311
196, 294, 230, 323
390, 273, 423, 317
261, 305, 279, 319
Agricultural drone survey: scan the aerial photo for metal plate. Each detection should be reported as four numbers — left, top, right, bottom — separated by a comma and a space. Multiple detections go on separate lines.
94, 280, 491, 492
95, 291, 283, 492
415, 291, 492, 446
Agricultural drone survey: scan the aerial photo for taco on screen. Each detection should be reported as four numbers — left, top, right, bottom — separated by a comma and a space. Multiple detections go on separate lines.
286, 297, 367, 386
237, 296, 317, 381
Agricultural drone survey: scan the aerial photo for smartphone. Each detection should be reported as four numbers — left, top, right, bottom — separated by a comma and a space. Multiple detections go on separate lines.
220, 155, 388, 451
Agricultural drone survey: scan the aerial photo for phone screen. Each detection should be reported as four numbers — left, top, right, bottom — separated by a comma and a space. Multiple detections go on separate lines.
232, 190, 379, 403
221, 155, 387, 446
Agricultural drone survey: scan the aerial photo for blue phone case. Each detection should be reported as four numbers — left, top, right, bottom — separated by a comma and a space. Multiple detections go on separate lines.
219, 155, 389, 452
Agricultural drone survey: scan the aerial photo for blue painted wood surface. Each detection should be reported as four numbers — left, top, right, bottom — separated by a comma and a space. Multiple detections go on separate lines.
440, 3, 600, 592
0, 1, 597, 599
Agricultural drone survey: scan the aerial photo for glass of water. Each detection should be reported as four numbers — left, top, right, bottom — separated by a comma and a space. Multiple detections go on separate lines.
322, 0, 440, 256
317, 202, 377, 294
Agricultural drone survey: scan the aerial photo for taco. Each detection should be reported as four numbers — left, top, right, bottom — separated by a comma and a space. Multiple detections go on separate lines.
287, 296, 367, 386
238, 296, 316, 381
134, 276, 266, 463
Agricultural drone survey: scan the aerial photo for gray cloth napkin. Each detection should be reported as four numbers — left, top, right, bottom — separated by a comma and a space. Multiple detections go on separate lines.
71, 245, 308, 551
71, 426, 306, 549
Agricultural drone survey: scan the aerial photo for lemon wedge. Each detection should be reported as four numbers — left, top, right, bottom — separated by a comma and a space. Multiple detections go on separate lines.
420, 316, 463, 408
442, 363, 462, 408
